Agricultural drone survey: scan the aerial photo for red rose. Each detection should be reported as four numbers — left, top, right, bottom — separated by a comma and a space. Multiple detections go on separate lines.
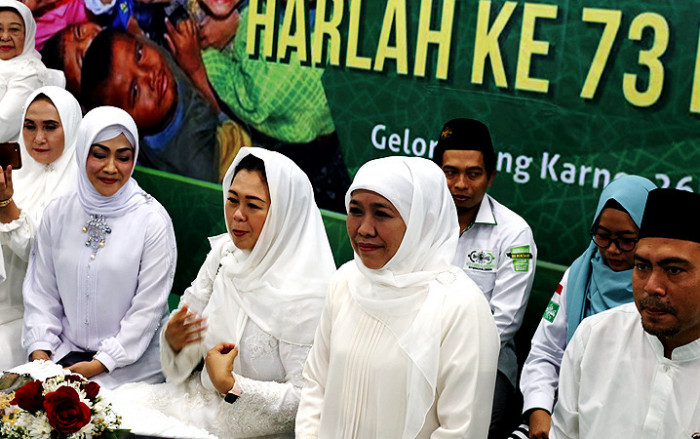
64, 374, 84, 384
84, 381, 100, 400
10, 380, 44, 413
43, 386, 91, 434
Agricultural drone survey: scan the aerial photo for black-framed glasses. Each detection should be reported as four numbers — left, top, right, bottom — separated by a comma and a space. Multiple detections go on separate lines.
590, 233, 639, 252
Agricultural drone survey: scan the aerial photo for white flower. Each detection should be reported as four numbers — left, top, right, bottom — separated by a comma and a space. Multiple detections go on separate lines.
27, 411, 51, 437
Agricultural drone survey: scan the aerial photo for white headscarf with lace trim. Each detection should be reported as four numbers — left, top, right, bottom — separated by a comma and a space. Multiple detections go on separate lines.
202, 147, 336, 351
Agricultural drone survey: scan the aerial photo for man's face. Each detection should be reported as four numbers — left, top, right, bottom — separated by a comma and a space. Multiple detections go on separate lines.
100, 34, 177, 134
61, 22, 102, 95
441, 150, 495, 212
633, 237, 700, 351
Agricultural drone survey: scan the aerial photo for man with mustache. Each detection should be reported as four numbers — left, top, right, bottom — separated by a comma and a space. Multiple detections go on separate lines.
432, 118, 537, 439
550, 188, 700, 438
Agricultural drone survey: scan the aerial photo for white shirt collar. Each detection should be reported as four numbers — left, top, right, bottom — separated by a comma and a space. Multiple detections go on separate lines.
474, 194, 497, 226
644, 330, 700, 362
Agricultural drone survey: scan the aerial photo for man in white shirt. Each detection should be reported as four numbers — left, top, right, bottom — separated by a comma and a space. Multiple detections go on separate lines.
551, 188, 700, 438
433, 118, 537, 439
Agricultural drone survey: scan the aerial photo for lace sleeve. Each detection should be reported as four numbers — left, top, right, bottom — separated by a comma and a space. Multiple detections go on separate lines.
212, 343, 310, 438
161, 237, 228, 382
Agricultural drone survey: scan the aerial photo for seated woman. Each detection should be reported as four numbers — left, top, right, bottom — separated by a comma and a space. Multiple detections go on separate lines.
0, 86, 81, 372
295, 156, 500, 438
21, 106, 176, 389
515, 175, 656, 439
107, 147, 336, 438
0, 0, 63, 142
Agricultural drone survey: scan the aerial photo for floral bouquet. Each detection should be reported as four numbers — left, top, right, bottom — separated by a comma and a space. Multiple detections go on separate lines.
0, 373, 126, 438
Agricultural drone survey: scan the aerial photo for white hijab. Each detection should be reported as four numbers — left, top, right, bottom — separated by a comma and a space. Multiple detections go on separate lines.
345, 156, 466, 439
14, 86, 81, 222
0, 0, 41, 67
75, 106, 143, 217
205, 147, 336, 348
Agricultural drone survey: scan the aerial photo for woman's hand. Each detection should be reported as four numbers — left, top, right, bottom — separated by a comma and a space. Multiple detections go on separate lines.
529, 409, 551, 439
165, 305, 207, 353
31, 350, 51, 361
0, 165, 14, 202
205, 342, 238, 394
67, 359, 107, 379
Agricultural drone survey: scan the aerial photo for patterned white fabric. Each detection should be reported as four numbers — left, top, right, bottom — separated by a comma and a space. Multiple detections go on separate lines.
110, 147, 335, 438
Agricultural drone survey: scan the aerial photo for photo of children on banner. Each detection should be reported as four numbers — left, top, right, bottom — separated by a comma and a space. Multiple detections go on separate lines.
33, 0, 350, 211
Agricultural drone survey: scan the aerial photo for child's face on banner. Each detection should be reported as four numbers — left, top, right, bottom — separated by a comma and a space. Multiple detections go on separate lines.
61, 22, 102, 94
102, 34, 177, 134
199, 0, 239, 19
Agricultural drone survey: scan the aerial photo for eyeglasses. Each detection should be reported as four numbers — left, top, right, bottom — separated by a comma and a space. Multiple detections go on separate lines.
590, 233, 639, 252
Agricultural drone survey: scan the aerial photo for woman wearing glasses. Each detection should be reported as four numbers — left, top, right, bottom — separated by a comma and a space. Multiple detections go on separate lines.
515, 175, 656, 439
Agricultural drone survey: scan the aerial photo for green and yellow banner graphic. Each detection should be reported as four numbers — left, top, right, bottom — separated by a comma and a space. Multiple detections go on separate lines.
51, 0, 700, 265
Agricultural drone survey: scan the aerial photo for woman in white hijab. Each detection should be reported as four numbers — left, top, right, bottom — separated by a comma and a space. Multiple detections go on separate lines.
0, 86, 80, 372
0, 0, 61, 143
106, 147, 336, 439
21, 106, 176, 389
296, 156, 500, 439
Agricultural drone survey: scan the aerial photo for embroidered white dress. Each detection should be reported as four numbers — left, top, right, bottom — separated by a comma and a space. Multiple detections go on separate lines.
107, 147, 335, 439
108, 236, 311, 439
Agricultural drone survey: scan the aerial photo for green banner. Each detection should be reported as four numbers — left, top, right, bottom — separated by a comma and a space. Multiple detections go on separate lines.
42, 0, 700, 267
243, 0, 700, 265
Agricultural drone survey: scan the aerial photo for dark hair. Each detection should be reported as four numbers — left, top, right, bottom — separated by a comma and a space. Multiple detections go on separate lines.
233, 154, 267, 183
29, 92, 53, 106
432, 118, 497, 176
591, 199, 627, 232
40, 31, 66, 71
79, 29, 118, 110
0, 6, 22, 17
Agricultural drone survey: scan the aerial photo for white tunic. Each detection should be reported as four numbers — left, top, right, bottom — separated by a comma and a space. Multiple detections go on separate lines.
454, 194, 537, 385
551, 302, 700, 439
295, 265, 500, 439
21, 191, 176, 388
519, 269, 570, 414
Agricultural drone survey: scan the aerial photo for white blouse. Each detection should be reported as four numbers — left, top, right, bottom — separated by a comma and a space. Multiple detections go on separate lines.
0, 209, 38, 371
296, 266, 500, 439
22, 191, 176, 388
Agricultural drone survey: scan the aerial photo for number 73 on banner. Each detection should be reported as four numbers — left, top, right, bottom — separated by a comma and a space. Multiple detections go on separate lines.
581, 8, 700, 113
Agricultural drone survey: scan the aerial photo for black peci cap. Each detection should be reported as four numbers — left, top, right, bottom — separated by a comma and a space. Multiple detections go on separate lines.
432, 118, 496, 173
639, 188, 700, 243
